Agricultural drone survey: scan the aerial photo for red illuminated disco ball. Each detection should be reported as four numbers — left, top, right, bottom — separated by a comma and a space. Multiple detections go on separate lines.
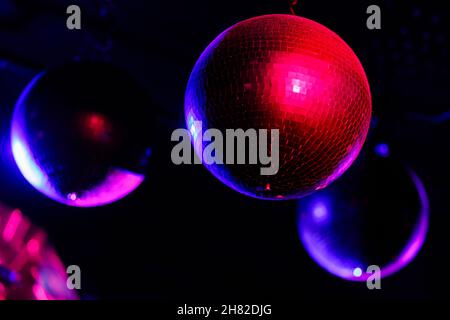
0, 203, 77, 300
185, 14, 372, 199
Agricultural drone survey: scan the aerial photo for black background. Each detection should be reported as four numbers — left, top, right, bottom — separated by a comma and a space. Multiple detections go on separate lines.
0, 0, 449, 300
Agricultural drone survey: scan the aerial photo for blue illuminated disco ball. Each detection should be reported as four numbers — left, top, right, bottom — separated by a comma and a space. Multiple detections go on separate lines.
297, 143, 429, 281
10, 62, 152, 207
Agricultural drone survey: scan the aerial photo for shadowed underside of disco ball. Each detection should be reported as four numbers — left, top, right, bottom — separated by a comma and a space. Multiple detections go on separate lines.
297, 145, 429, 281
185, 14, 372, 200
0, 204, 77, 300
10, 62, 152, 207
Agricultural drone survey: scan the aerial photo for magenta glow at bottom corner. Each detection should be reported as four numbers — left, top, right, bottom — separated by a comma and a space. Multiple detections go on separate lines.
0, 203, 78, 300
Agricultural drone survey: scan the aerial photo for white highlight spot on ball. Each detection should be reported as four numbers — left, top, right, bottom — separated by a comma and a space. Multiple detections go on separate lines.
353, 267, 363, 277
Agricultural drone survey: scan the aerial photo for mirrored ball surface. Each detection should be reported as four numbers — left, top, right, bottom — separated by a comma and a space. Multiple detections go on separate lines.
185, 14, 372, 199
11, 62, 152, 207
297, 146, 429, 281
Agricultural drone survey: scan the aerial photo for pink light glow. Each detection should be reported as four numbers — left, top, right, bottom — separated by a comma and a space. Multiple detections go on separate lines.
79, 112, 113, 143
32, 284, 50, 300
0, 283, 6, 300
1, 203, 79, 300
66, 169, 145, 207
27, 238, 41, 256
3, 210, 22, 242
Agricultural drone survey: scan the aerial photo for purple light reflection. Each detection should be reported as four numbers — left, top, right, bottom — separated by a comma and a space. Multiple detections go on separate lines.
297, 167, 429, 282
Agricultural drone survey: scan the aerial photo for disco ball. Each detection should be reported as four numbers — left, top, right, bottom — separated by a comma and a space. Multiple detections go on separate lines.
0, 203, 78, 300
185, 14, 372, 199
11, 62, 152, 207
297, 143, 429, 281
